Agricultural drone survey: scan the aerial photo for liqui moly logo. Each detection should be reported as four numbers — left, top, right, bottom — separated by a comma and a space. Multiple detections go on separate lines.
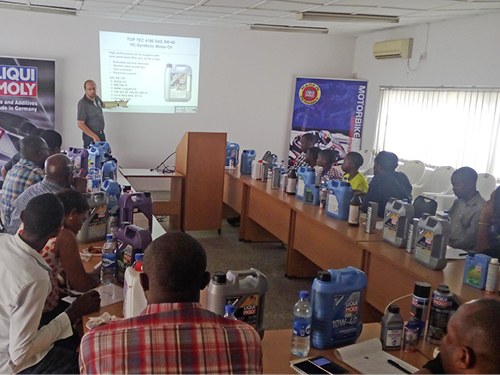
0, 65, 38, 97
433, 294, 450, 307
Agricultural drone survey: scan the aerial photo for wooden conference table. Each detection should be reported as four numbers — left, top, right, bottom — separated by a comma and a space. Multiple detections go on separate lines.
262, 325, 434, 374
223, 170, 500, 318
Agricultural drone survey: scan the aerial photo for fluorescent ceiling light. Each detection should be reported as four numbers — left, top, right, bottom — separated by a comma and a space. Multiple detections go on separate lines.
250, 24, 328, 34
0, 1, 77, 15
297, 11, 399, 23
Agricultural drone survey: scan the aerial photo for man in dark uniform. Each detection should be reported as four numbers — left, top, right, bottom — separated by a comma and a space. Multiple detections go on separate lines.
77, 80, 128, 148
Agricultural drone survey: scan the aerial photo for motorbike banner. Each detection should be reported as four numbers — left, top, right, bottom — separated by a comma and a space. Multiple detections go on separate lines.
289, 77, 368, 166
0, 56, 55, 176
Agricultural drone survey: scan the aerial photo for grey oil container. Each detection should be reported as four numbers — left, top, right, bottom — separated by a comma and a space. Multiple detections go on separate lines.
413, 216, 451, 270
206, 268, 268, 338
77, 192, 109, 243
383, 198, 414, 248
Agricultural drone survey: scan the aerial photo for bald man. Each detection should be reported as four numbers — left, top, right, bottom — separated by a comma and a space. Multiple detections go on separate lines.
80, 232, 263, 374
6, 154, 74, 234
418, 299, 500, 374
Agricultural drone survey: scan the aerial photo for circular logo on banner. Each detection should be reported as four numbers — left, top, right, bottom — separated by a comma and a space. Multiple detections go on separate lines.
299, 83, 321, 105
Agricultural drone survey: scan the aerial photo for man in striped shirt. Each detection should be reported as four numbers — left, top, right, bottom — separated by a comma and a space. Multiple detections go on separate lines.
79, 232, 263, 374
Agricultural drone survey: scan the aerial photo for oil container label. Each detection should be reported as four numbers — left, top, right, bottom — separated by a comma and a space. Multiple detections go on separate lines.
168, 73, 188, 99
304, 188, 313, 203
327, 192, 339, 215
88, 205, 107, 240
385, 329, 402, 347
465, 264, 483, 286
297, 178, 305, 196
226, 295, 259, 330
89, 205, 107, 227
383, 213, 398, 243
415, 229, 432, 263
331, 292, 360, 341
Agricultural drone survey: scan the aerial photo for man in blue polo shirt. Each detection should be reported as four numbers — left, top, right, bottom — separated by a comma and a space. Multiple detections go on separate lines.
77, 80, 128, 148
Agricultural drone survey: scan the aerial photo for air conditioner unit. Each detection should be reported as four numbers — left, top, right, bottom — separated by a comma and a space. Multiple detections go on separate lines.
373, 38, 413, 59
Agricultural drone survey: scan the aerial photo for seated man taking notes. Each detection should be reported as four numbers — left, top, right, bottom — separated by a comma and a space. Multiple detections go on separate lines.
79, 231, 263, 374
418, 299, 500, 374
0, 194, 100, 374
448, 167, 485, 250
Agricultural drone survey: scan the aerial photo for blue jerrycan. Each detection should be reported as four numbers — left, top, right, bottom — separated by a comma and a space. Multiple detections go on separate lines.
310, 267, 367, 349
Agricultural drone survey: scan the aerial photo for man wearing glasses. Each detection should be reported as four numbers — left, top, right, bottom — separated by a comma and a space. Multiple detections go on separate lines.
77, 80, 128, 148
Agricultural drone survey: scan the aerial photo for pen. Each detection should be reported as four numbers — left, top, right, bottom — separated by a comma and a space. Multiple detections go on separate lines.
387, 359, 412, 374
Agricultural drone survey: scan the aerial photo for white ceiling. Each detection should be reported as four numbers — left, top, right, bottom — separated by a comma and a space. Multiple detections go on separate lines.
4, 0, 500, 35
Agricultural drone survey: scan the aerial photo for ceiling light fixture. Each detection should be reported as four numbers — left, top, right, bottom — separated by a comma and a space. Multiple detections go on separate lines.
0, 1, 77, 15
250, 23, 328, 34
297, 11, 399, 23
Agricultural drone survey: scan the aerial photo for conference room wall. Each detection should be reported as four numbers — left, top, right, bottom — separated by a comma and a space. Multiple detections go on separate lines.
352, 12, 500, 153
0, 8, 355, 168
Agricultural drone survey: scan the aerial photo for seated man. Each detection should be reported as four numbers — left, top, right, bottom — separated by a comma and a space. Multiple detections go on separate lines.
448, 167, 485, 250
1, 129, 62, 180
80, 231, 263, 374
0, 193, 100, 374
288, 132, 315, 172
342, 151, 369, 193
317, 149, 342, 181
418, 299, 500, 374
1, 135, 50, 228
305, 146, 321, 168
361, 151, 412, 217
7, 154, 74, 234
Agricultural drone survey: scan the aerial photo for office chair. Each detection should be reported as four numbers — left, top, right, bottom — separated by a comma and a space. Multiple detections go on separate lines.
413, 195, 438, 219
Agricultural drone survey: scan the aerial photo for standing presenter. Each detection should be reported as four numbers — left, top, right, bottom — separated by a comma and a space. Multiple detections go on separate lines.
77, 80, 128, 148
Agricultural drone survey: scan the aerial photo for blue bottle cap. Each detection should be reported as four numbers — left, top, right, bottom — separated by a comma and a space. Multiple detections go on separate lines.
106, 234, 113, 241
225, 304, 235, 314
135, 253, 143, 262
299, 290, 309, 299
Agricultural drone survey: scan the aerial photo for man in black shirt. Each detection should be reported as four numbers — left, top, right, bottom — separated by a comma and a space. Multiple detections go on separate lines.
361, 151, 412, 217
77, 80, 128, 148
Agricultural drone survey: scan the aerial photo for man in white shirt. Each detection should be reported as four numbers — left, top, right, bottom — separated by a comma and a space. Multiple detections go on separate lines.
0, 193, 100, 374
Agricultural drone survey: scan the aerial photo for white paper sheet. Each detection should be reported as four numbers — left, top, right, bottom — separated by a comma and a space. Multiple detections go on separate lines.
334, 338, 419, 374
445, 246, 468, 259
94, 283, 124, 307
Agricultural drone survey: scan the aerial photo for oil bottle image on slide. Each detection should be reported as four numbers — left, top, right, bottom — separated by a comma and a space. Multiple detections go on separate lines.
164, 64, 192, 102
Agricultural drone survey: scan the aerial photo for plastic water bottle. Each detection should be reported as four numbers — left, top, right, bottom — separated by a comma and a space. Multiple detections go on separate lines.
291, 291, 312, 357
279, 160, 286, 174
101, 234, 115, 284
224, 304, 237, 320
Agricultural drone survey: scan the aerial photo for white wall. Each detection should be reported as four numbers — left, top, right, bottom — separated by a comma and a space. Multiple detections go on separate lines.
353, 12, 500, 152
1, 9, 355, 168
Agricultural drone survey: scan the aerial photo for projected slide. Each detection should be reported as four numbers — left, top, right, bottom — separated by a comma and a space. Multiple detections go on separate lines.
99, 31, 200, 114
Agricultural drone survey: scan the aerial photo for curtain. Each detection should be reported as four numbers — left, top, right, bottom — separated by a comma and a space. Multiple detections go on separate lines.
376, 87, 500, 178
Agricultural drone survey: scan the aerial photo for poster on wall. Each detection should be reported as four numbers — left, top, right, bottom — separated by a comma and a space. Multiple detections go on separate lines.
0, 56, 55, 176
288, 77, 368, 167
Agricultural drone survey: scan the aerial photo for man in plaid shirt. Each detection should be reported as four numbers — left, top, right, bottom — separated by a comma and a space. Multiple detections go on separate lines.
1, 135, 51, 228
79, 232, 263, 374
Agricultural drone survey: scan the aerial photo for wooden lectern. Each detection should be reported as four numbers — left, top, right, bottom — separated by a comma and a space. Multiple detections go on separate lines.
174, 132, 227, 232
